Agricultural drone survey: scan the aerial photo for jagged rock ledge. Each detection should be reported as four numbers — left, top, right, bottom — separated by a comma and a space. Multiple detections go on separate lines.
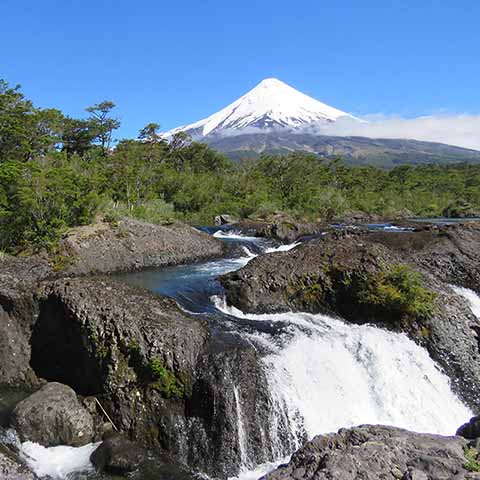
262, 424, 480, 480
57, 217, 225, 275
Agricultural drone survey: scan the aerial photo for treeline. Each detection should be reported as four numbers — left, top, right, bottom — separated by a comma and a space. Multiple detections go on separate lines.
1, 79, 479, 253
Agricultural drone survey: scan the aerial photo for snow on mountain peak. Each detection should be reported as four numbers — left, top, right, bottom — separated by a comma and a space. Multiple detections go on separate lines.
166, 78, 355, 138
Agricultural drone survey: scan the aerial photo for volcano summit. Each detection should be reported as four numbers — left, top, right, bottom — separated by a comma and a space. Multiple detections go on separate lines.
166, 78, 480, 166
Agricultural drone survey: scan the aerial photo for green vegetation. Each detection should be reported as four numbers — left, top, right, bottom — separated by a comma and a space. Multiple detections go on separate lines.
464, 447, 480, 472
148, 357, 185, 399
1, 78, 480, 253
357, 264, 437, 324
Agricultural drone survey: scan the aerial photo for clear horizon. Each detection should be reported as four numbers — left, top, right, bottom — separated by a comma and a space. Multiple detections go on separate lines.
2, 0, 480, 148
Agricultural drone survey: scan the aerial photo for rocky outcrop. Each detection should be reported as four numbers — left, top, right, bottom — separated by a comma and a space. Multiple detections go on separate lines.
0, 219, 223, 390
57, 218, 224, 275
0, 255, 51, 388
91, 432, 145, 474
11, 382, 94, 447
222, 224, 480, 316
262, 425, 474, 480
31, 277, 209, 397
256, 221, 330, 243
181, 337, 288, 477
367, 223, 480, 294
25, 277, 276, 477
215, 214, 237, 225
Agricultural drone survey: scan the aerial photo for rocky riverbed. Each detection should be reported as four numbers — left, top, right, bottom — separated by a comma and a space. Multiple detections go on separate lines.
1, 218, 480, 479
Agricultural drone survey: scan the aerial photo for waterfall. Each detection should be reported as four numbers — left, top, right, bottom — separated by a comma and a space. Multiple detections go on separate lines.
233, 386, 250, 470
215, 297, 473, 479
453, 286, 480, 318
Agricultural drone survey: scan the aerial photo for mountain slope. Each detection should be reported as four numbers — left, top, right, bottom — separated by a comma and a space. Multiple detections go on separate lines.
166, 78, 480, 166
206, 132, 480, 167
167, 78, 356, 138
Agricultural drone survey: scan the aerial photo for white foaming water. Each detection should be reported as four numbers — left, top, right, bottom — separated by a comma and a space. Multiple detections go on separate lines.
214, 297, 471, 445
20, 441, 100, 479
453, 286, 480, 318
213, 230, 259, 241
264, 242, 300, 253
229, 457, 290, 480
233, 386, 249, 470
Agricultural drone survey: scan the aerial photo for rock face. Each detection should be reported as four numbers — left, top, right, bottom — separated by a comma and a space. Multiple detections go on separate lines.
91, 432, 144, 474
221, 224, 480, 409
262, 425, 473, 480
0, 219, 223, 391
11, 382, 94, 447
58, 218, 224, 275
31, 278, 208, 398
25, 277, 275, 477
0, 255, 51, 388
368, 223, 480, 294
182, 338, 288, 477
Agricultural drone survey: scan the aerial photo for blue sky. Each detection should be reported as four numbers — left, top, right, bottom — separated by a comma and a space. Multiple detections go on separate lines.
1, 0, 479, 141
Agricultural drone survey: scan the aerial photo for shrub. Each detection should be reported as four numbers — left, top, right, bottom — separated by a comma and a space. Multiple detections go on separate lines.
357, 264, 437, 324
102, 199, 175, 226
464, 447, 480, 472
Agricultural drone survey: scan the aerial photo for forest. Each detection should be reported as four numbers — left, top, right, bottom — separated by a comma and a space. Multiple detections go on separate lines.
1, 79, 480, 253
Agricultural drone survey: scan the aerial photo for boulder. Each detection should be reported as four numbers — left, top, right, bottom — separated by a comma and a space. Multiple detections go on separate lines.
10, 382, 94, 447
458, 416, 480, 440
91, 432, 144, 474
215, 214, 236, 225
57, 218, 224, 275
257, 221, 330, 243
262, 425, 470, 480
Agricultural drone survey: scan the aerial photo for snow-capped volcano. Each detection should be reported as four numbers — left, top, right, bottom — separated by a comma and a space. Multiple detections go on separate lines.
163, 78, 480, 166
167, 78, 355, 138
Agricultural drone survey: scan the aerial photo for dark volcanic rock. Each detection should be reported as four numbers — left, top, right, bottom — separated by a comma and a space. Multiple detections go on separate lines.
0, 219, 222, 389
58, 218, 224, 275
31, 276, 208, 398
91, 432, 145, 474
28, 277, 278, 477
221, 224, 480, 315
262, 425, 472, 480
457, 416, 480, 440
256, 221, 330, 243
182, 338, 291, 477
0, 255, 51, 388
367, 223, 480, 294
10, 382, 94, 447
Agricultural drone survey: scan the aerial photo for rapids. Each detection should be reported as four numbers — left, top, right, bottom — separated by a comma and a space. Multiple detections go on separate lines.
13, 228, 478, 479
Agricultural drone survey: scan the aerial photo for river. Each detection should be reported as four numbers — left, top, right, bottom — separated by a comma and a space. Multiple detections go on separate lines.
15, 227, 477, 479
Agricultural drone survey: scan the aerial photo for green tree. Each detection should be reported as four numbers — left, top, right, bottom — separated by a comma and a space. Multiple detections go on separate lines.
86, 101, 120, 155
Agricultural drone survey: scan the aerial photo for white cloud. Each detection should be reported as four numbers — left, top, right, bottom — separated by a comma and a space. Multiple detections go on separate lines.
313, 114, 480, 151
